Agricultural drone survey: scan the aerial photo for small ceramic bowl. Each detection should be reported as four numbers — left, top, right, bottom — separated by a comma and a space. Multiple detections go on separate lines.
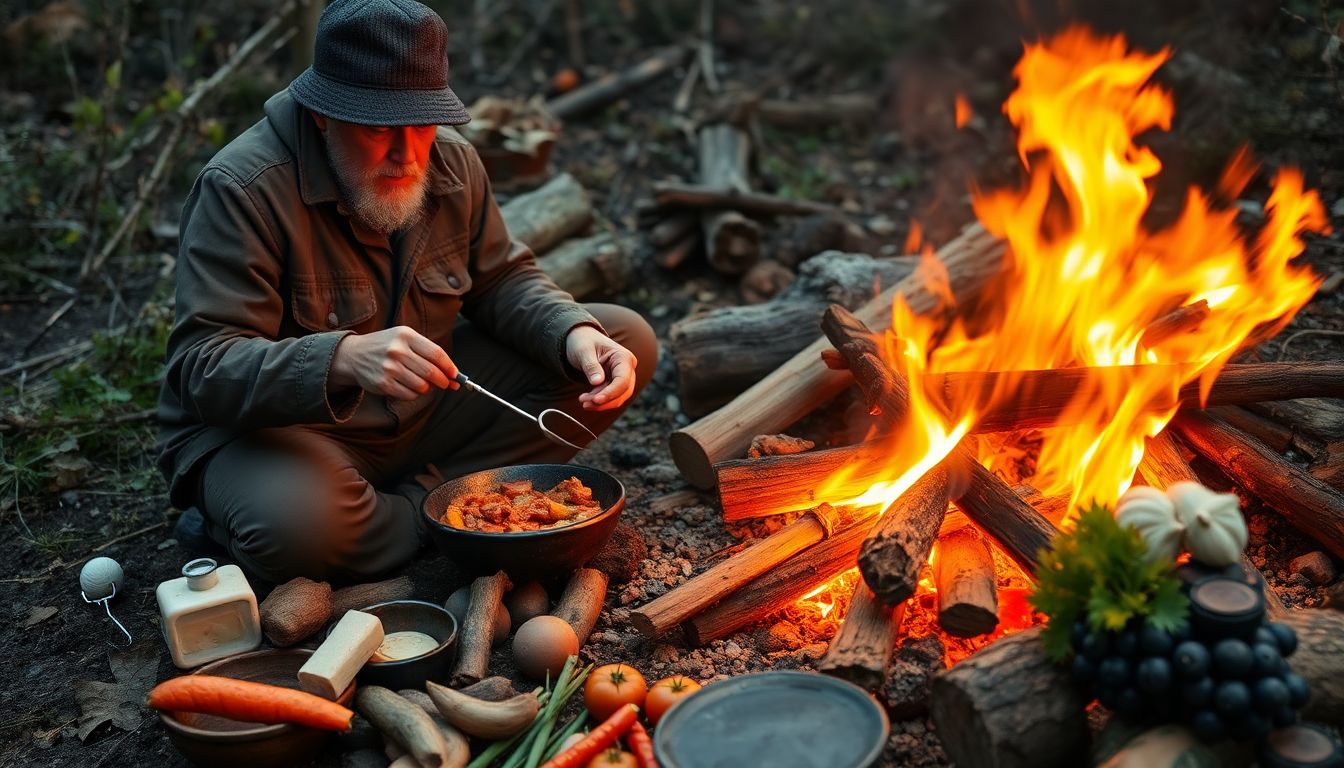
356, 600, 458, 690
159, 648, 353, 768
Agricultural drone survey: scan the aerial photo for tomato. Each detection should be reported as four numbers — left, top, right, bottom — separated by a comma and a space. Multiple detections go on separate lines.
586, 748, 637, 768
644, 675, 702, 726
584, 664, 647, 721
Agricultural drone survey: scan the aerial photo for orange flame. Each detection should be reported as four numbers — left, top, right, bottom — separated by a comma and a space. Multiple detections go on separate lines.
954, 93, 973, 129
831, 27, 1327, 516
798, 568, 860, 620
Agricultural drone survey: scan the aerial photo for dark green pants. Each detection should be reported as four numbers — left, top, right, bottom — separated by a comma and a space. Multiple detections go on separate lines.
196, 304, 656, 584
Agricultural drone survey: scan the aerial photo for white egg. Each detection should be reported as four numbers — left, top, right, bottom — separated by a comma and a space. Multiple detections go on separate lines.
79, 557, 124, 601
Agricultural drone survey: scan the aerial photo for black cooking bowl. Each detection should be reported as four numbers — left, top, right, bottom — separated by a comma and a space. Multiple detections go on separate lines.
422, 464, 625, 580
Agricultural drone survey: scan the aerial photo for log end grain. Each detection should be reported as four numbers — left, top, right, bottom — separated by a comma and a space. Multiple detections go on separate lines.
669, 429, 716, 489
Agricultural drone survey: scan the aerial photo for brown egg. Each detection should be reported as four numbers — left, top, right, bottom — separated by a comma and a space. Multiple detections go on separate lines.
444, 586, 511, 646
505, 582, 550, 627
512, 616, 578, 680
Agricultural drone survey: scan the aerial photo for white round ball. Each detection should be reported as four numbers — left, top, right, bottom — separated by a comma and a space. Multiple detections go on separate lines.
79, 557, 124, 600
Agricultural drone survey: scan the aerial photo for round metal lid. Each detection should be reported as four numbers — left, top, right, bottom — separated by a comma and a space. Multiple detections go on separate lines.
654, 670, 889, 768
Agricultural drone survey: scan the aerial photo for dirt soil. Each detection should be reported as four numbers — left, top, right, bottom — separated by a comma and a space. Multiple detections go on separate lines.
2, 1, 1344, 766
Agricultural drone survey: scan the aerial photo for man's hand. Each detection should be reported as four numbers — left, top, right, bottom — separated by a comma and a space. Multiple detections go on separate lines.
565, 326, 637, 411
329, 326, 459, 401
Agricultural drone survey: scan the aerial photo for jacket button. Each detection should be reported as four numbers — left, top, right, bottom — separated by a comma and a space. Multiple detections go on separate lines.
447, 275, 461, 289
327, 311, 339, 327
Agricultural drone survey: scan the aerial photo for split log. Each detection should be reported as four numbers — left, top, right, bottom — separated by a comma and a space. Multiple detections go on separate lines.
934, 526, 999, 637
450, 571, 512, 686
817, 584, 905, 692
536, 232, 630, 299
1246, 397, 1344, 460
545, 46, 686, 121
697, 124, 760, 274
929, 627, 1090, 768
499, 172, 592, 256
857, 466, 950, 606
1172, 412, 1344, 560
1204, 406, 1295, 454
669, 252, 916, 417
683, 521, 871, 645
630, 504, 843, 639
1137, 431, 1286, 617
1279, 609, 1344, 727
715, 442, 886, 521
925, 361, 1344, 433
651, 182, 839, 217
552, 567, 608, 645
820, 303, 1057, 575
669, 222, 1006, 486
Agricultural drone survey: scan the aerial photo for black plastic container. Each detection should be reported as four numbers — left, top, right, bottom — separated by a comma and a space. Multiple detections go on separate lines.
1187, 575, 1265, 641
421, 464, 625, 580
1260, 724, 1344, 768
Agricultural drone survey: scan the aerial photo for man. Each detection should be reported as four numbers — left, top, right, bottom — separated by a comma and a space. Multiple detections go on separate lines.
156, 0, 656, 584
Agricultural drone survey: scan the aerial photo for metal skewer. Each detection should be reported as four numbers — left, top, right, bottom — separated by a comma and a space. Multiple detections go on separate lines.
454, 371, 597, 451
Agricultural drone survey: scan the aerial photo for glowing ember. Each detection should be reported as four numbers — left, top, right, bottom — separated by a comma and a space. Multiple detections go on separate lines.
827, 26, 1327, 516
954, 93, 973, 129
798, 568, 860, 620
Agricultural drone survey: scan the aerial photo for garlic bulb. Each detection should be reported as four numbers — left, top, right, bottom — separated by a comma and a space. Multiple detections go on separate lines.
1166, 481, 1248, 567
1116, 485, 1185, 563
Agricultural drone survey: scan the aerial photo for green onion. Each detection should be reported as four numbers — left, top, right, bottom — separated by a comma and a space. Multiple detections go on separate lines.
480, 656, 591, 768
542, 711, 588, 761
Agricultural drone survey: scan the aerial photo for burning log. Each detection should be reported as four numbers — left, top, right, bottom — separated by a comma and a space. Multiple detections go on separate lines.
1172, 412, 1344, 560
553, 567, 608, 645
536, 232, 631, 300
716, 442, 887, 521
1204, 405, 1296, 453
669, 223, 1006, 488
1138, 299, 1209, 350
820, 303, 1058, 575
934, 526, 999, 637
651, 182, 840, 218
499, 172, 592, 256
545, 46, 686, 121
929, 627, 1090, 768
697, 124, 760, 275
683, 521, 871, 645
857, 466, 950, 605
669, 253, 916, 417
817, 583, 905, 692
450, 571, 512, 686
630, 504, 843, 639
925, 361, 1344, 433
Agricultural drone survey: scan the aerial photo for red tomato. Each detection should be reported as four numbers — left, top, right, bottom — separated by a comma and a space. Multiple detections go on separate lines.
644, 675, 702, 725
583, 664, 647, 721
586, 748, 637, 768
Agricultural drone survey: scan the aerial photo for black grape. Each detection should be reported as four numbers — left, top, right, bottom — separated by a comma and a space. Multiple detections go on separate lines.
1138, 624, 1174, 657
1098, 656, 1131, 688
1071, 620, 1090, 651
1190, 710, 1225, 742
1173, 640, 1211, 680
1136, 657, 1173, 694
1212, 639, 1253, 679
1181, 677, 1215, 708
1114, 627, 1139, 658
1283, 672, 1310, 708
1254, 626, 1278, 648
1215, 680, 1252, 718
1254, 677, 1290, 714
1273, 705, 1299, 728
1081, 631, 1110, 662
1266, 622, 1298, 657
1239, 712, 1271, 741
1251, 643, 1282, 678
1071, 654, 1095, 686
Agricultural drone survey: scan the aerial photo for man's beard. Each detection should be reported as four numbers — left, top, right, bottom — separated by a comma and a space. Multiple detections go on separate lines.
324, 135, 429, 234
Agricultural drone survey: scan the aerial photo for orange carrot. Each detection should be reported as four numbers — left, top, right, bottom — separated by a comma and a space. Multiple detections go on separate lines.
627, 720, 658, 768
542, 703, 639, 768
148, 675, 353, 732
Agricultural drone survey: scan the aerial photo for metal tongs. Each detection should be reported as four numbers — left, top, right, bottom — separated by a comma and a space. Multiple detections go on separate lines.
454, 371, 597, 451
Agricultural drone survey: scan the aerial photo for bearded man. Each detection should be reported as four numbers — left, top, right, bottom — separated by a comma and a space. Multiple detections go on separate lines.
156, 0, 656, 584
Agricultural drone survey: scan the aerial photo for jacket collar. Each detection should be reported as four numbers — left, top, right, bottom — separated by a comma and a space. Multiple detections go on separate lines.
263, 90, 464, 210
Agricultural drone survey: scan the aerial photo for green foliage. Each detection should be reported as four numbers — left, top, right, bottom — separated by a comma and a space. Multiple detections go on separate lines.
1029, 504, 1189, 661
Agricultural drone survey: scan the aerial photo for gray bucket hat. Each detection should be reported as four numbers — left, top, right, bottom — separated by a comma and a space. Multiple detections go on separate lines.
289, 0, 470, 126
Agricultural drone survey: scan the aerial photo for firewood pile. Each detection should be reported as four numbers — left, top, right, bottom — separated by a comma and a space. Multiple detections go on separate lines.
622, 219, 1344, 765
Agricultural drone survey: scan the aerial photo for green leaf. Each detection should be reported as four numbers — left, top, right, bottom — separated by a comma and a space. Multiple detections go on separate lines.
105, 60, 122, 90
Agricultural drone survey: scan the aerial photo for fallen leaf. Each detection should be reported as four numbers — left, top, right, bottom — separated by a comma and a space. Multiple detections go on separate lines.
75, 642, 160, 741
22, 606, 58, 628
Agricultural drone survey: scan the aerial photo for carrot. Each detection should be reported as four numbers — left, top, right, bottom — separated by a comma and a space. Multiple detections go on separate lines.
541, 704, 639, 768
626, 720, 658, 768
147, 675, 353, 732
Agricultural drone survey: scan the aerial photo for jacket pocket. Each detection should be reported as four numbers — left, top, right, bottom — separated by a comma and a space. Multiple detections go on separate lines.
291, 276, 378, 332
414, 233, 472, 343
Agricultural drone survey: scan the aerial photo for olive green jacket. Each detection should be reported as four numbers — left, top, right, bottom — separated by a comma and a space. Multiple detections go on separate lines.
156, 90, 599, 508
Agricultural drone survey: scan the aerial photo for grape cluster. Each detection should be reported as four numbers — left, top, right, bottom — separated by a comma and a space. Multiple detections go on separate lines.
1069, 615, 1308, 741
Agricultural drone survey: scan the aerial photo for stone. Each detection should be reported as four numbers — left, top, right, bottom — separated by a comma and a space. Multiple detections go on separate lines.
1289, 551, 1337, 586
882, 633, 946, 720
638, 462, 681, 485
588, 523, 647, 583
608, 444, 652, 468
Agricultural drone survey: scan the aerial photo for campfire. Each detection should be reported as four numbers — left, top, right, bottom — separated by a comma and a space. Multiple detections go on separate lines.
643, 23, 1344, 744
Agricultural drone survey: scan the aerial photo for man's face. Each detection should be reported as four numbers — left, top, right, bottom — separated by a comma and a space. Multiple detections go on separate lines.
315, 114, 438, 234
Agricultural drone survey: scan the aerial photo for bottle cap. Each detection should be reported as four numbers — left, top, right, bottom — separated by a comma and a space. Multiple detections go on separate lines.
183, 558, 219, 591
